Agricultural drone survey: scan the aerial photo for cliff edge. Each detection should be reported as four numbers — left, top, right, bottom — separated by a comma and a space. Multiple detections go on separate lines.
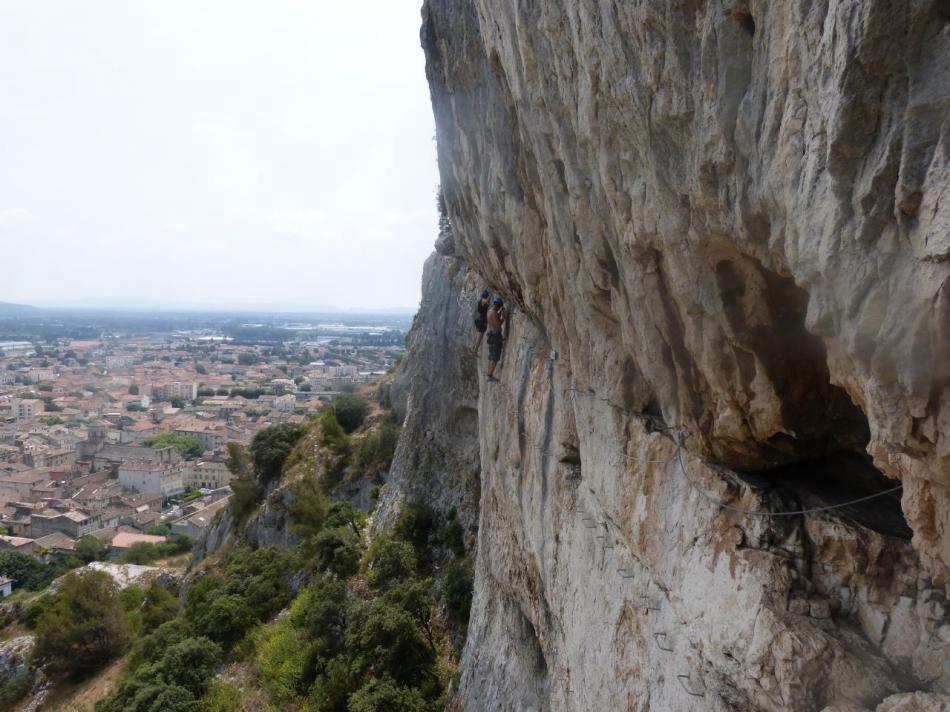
386, 0, 950, 710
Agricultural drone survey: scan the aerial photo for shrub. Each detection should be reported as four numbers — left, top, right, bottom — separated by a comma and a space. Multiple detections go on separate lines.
439, 508, 465, 558
199, 680, 242, 711
352, 416, 400, 476
121, 542, 162, 564
366, 539, 416, 590
0, 549, 55, 590
0, 670, 32, 708
348, 676, 430, 712
31, 570, 129, 679
255, 618, 308, 700
330, 394, 369, 433
318, 411, 352, 489
75, 534, 110, 563
131, 618, 190, 672
394, 503, 437, 562
313, 527, 362, 578
324, 501, 364, 535
442, 563, 473, 625
141, 434, 204, 459
249, 423, 307, 484
228, 475, 260, 521
153, 636, 222, 697
142, 579, 180, 632
346, 600, 435, 687
287, 477, 329, 539
307, 654, 359, 712
158, 534, 193, 557
319, 410, 350, 454
191, 593, 256, 649
383, 579, 436, 649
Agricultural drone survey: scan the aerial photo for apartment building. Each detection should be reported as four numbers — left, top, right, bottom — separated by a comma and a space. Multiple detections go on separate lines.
117, 459, 185, 498
150, 381, 197, 401
182, 460, 233, 490
11, 398, 44, 422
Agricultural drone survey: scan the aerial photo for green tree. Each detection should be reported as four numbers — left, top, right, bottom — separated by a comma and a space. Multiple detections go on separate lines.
158, 534, 193, 557
75, 534, 110, 563
0, 669, 32, 708
129, 384, 139, 395
353, 416, 400, 476
0, 550, 54, 590
195, 363, 207, 375
121, 542, 161, 564
367, 539, 416, 590
313, 527, 361, 579
346, 600, 435, 687
228, 475, 260, 521
170, 397, 185, 409
153, 636, 222, 697
442, 563, 473, 625
191, 593, 256, 649
287, 477, 329, 539
142, 433, 204, 459
439, 507, 465, 558
248, 423, 306, 484
31, 570, 129, 679
348, 676, 429, 712
290, 577, 349, 652
225, 442, 250, 478
330, 394, 369, 433
142, 579, 181, 632
394, 503, 436, 555
324, 501, 364, 536
383, 579, 437, 651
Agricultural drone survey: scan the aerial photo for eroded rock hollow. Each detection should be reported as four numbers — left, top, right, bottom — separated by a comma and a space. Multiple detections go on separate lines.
384, 0, 950, 709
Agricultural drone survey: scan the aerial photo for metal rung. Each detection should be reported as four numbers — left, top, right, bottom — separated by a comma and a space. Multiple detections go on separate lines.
653, 632, 673, 652
676, 674, 705, 697
617, 568, 636, 579
595, 535, 615, 549
640, 597, 660, 611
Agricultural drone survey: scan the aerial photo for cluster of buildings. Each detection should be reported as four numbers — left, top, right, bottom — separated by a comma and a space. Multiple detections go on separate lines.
0, 330, 401, 595
0, 432, 234, 576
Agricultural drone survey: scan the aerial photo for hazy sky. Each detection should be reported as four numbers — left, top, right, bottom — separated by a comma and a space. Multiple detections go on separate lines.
0, 1, 440, 311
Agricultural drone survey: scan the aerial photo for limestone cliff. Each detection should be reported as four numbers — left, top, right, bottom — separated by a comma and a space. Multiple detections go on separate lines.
385, 0, 950, 710
374, 249, 482, 537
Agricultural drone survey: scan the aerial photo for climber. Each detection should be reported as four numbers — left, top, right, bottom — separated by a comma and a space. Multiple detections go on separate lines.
485, 296, 506, 382
472, 289, 491, 351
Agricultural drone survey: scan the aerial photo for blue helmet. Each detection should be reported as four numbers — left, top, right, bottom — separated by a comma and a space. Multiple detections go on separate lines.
493, 297, 503, 305
481, 290, 490, 298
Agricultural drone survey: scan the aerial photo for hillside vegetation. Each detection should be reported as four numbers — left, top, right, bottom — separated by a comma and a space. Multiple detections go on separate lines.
6, 390, 474, 712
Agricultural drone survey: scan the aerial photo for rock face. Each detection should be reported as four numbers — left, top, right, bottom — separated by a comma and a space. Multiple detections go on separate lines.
423, 0, 950, 580
389, 0, 950, 710
373, 252, 482, 536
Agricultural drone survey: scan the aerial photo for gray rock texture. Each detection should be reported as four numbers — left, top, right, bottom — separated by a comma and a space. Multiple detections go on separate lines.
373, 252, 483, 537
422, 0, 950, 582
385, 0, 950, 709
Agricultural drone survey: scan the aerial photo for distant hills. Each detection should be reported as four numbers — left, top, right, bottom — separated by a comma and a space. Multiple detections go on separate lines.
28, 299, 417, 315
0, 301, 37, 314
